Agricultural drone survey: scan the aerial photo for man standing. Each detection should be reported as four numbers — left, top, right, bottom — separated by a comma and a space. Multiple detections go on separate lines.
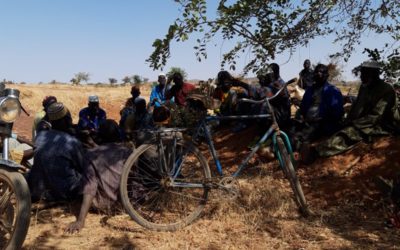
165, 72, 195, 107
78, 95, 107, 132
149, 73, 171, 107
299, 59, 314, 89
302, 61, 398, 163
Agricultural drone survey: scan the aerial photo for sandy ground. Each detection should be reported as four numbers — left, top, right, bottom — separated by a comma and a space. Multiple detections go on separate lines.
7, 84, 400, 249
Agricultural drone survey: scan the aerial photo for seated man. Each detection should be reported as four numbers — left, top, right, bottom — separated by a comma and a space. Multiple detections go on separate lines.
211, 70, 256, 131
32, 95, 57, 141
121, 98, 154, 144
230, 64, 291, 128
78, 95, 107, 133
293, 64, 344, 147
65, 120, 132, 233
213, 71, 249, 116
165, 72, 196, 107
120, 85, 141, 126
302, 60, 398, 163
8, 133, 34, 167
149, 73, 172, 108
28, 102, 85, 201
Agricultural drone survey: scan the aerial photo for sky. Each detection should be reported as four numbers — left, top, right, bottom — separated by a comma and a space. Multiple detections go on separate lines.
0, 0, 393, 83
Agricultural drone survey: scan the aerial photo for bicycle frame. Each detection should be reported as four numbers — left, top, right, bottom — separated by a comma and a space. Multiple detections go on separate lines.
196, 114, 293, 177
163, 78, 298, 185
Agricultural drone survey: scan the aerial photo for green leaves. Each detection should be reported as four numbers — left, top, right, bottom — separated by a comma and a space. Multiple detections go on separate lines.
147, 0, 400, 74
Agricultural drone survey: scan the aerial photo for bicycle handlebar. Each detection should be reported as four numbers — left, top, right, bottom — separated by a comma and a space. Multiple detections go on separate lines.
239, 77, 297, 104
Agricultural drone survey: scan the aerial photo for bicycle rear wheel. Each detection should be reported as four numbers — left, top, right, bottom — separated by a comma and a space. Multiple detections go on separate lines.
275, 136, 310, 215
120, 139, 211, 231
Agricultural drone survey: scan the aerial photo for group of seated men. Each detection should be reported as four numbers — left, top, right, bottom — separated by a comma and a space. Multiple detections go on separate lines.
22, 71, 195, 233
210, 60, 400, 164
20, 59, 400, 233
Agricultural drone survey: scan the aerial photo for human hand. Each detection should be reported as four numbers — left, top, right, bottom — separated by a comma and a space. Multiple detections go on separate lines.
152, 98, 159, 105
16, 135, 33, 146
64, 221, 84, 234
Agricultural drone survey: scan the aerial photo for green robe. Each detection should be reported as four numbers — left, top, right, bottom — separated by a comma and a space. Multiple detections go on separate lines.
316, 80, 397, 157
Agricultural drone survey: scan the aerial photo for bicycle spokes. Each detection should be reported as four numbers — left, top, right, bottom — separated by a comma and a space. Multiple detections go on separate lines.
124, 142, 210, 226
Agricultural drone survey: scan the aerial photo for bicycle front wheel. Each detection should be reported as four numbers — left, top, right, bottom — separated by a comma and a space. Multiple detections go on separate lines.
275, 136, 310, 215
120, 140, 211, 231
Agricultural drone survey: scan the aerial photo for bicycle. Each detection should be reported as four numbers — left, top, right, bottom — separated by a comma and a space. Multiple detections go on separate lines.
119, 78, 310, 231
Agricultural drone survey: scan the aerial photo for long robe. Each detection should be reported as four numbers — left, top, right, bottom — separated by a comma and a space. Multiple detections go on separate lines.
316, 80, 397, 157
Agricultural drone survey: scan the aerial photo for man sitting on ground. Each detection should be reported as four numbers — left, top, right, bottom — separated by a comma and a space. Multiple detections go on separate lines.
165, 72, 196, 107
121, 98, 154, 143
302, 60, 399, 163
78, 95, 107, 133
149, 73, 172, 108
292, 64, 344, 149
210, 70, 257, 131
65, 120, 132, 233
32, 95, 57, 141
120, 86, 141, 126
229, 63, 291, 129
213, 71, 248, 116
28, 102, 85, 201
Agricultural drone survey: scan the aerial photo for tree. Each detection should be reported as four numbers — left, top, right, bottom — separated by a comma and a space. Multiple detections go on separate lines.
109, 78, 118, 85
147, 0, 400, 74
70, 78, 78, 85
327, 58, 344, 82
132, 75, 142, 84
167, 67, 188, 80
122, 76, 131, 85
143, 77, 149, 83
73, 72, 90, 85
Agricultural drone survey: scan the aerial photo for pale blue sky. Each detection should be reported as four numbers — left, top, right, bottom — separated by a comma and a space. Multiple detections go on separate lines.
0, 1, 392, 83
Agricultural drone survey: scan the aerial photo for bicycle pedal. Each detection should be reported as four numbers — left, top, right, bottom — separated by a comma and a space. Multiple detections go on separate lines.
218, 177, 239, 200
218, 187, 239, 200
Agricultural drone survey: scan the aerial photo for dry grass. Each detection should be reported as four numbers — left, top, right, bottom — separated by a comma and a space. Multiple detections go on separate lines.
23, 168, 400, 249
23, 174, 304, 249
12, 84, 152, 122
